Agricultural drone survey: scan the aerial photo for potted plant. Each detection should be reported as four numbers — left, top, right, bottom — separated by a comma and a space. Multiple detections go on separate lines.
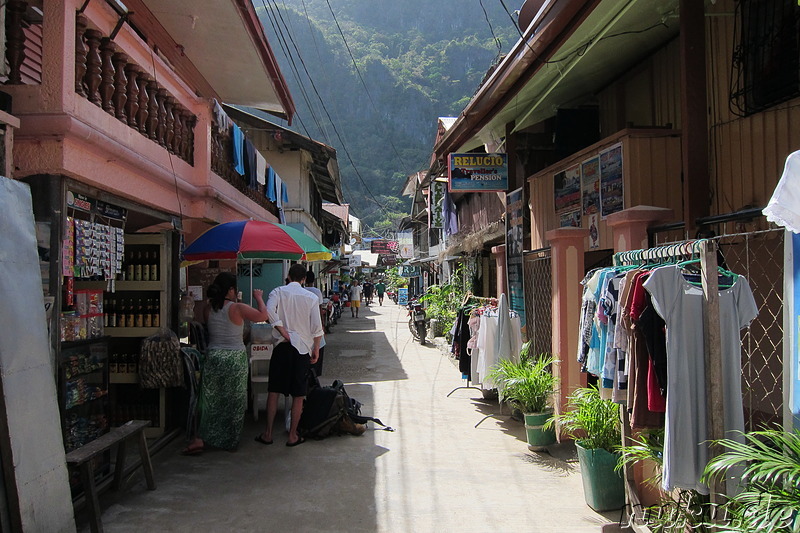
488, 348, 557, 451
547, 386, 624, 511
702, 428, 800, 532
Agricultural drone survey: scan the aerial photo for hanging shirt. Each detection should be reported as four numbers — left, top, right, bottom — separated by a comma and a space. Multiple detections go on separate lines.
644, 265, 758, 495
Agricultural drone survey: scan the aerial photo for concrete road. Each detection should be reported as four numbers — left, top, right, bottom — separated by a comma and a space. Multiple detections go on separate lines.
80, 302, 617, 532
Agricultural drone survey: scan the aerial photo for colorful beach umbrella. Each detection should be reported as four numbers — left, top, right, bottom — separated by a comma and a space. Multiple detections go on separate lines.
183, 220, 332, 262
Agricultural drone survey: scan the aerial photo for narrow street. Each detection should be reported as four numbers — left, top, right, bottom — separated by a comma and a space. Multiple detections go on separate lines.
79, 302, 616, 532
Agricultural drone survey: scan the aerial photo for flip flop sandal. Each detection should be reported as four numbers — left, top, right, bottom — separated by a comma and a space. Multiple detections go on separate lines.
285, 437, 305, 447
181, 445, 204, 456
254, 435, 273, 446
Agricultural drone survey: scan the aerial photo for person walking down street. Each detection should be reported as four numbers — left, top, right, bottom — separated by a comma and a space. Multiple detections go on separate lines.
363, 280, 373, 306
303, 270, 326, 377
257, 264, 323, 447
375, 279, 386, 306
350, 280, 363, 317
182, 272, 267, 455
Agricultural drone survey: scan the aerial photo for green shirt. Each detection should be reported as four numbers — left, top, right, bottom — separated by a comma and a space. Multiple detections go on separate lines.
375, 283, 386, 294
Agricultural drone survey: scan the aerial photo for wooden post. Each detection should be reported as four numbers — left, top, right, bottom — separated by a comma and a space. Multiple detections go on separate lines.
700, 240, 725, 504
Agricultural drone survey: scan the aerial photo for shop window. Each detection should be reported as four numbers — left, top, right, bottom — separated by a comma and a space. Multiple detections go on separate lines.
730, 0, 800, 116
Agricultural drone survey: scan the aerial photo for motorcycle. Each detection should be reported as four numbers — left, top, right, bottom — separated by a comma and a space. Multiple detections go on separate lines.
387, 290, 398, 304
407, 299, 427, 345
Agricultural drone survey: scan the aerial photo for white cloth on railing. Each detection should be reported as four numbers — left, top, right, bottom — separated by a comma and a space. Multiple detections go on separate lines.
764, 150, 800, 233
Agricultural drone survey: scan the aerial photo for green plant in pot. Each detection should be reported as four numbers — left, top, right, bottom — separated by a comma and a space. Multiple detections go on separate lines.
547, 386, 624, 511
487, 347, 557, 451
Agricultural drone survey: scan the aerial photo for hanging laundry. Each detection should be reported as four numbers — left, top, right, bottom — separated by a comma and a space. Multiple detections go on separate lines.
644, 264, 758, 495
231, 124, 245, 176
266, 167, 277, 202
256, 152, 267, 186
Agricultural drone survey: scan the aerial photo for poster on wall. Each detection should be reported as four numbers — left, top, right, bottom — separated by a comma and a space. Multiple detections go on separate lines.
430, 181, 444, 228
581, 156, 600, 215
588, 213, 600, 249
448, 153, 508, 192
600, 143, 624, 217
398, 231, 413, 258
506, 187, 526, 331
554, 164, 581, 214
559, 209, 581, 228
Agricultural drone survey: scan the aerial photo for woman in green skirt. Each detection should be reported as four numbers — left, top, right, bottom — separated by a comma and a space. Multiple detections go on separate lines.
182, 272, 267, 454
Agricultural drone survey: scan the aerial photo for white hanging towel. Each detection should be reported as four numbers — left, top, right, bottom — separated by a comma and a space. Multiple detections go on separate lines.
763, 150, 800, 233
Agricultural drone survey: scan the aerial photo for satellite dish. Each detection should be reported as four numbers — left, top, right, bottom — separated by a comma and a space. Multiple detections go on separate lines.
349, 237, 357, 245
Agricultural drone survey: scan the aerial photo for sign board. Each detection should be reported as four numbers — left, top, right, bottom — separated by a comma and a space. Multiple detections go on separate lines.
370, 240, 398, 254
448, 153, 508, 192
349, 254, 362, 267
399, 265, 419, 277
398, 287, 409, 306
398, 231, 413, 258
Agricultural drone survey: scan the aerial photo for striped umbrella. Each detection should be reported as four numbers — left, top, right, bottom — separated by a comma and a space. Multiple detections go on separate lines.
182, 220, 332, 262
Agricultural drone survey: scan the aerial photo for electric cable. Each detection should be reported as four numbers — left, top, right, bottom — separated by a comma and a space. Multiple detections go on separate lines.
479, 0, 503, 61
321, 0, 413, 177
264, 0, 393, 220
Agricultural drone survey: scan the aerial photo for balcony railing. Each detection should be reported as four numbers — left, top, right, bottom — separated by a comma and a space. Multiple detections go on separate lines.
73, 14, 195, 165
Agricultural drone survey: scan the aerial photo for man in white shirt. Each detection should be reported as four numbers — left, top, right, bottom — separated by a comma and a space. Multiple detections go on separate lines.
350, 280, 363, 317
257, 264, 323, 447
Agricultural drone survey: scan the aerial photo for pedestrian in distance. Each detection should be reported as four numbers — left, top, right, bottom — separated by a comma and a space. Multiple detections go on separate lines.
303, 270, 326, 377
375, 279, 386, 306
363, 280, 373, 305
182, 272, 267, 455
256, 264, 323, 447
350, 280, 363, 317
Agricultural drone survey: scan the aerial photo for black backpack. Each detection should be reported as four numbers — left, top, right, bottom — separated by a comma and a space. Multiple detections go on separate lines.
298, 376, 393, 439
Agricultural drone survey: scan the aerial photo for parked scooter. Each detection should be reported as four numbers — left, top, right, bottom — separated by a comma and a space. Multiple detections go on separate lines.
407, 299, 427, 345
387, 289, 398, 304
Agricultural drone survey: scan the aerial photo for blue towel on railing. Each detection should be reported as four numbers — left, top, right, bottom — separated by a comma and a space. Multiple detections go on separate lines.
232, 124, 245, 176
266, 167, 277, 201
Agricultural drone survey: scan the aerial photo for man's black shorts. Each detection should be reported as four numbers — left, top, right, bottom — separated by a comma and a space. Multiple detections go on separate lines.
268, 342, 311, 397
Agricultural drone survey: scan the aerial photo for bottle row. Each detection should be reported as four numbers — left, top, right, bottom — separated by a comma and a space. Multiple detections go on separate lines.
119, 248, 160, 282
104, 297, 160, 328
109, 352, 139, 374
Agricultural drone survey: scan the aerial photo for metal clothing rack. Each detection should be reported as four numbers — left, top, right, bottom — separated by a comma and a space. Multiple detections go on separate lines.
446, 293, 499, 398
612, 238, 727, 526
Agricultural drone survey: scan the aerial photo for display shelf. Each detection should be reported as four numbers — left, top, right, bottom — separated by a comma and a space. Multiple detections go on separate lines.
114, 280, 166, 291
109, 373, 139, 384
105, 326, 159, 337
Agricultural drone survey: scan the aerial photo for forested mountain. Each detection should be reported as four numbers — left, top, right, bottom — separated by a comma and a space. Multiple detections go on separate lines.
255, 0, 519, 235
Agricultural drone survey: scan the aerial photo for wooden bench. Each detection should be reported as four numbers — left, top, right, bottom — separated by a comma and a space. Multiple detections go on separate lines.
65, 420, 156, 533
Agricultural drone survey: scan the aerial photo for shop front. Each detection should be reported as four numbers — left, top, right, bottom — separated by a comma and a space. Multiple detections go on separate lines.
25, 174, 186, 492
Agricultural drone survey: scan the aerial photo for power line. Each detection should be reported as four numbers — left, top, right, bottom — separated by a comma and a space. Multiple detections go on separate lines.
479, 0, 503, 61
260, 1, 331, 143
266, 1, 393, 220
323, 0, 413, 177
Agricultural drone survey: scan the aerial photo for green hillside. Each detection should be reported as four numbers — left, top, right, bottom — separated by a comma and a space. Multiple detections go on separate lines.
255, 0, 519, 235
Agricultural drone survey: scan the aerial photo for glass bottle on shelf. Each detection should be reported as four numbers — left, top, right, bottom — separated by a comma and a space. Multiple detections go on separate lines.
126, 250, 135, 281
135, 299, 144, 328
134, 251, 143, 281
142, 252, 150, 282
126, 299, 136, 328
108, 298, 117, 327
152, 299, 160, 328
129, 352, 138, 375
143, 298, 152, 328
103, 297, 109, 327
150, 248, 159, 282
109, 352, 118, 374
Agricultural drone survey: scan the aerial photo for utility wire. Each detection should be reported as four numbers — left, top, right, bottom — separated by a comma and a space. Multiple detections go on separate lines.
266, 0, 393, 220
323, 0, 413, 177
479, 0, 503, 61
260, 0, 329, 142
